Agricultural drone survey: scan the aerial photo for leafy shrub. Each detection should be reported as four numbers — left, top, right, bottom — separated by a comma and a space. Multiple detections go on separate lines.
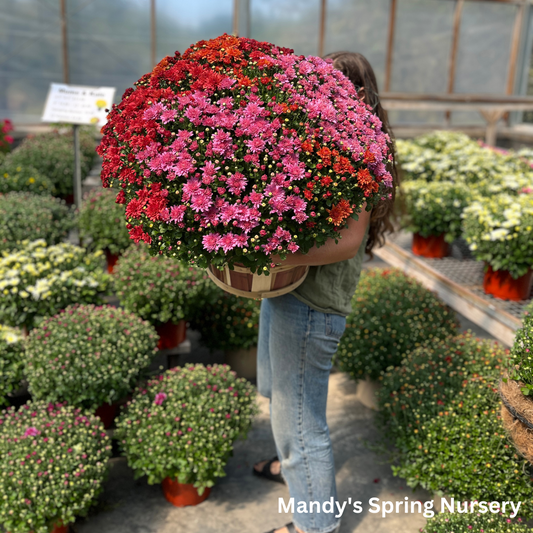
378, 334, 533, 517
0, 157, 55, 195
191, 288, 260, 351
0, 401, 111, 533
463, 193, 533, 279
401, 179, 471, 242
0, 325, 25, 405
421, 513, 529, 533
508, 313, 533, 395
78, 188, 130, 255
0, 192, 74, 253
26, 304, 159, 410
113, 245, 214, 326
8, 129, 96, 197
336, 269, 459, 380
116, 364, 257, 493
0, 240, 110, 329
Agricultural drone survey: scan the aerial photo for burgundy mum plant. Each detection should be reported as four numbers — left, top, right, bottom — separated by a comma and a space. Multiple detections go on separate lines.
98, 34, 393, 272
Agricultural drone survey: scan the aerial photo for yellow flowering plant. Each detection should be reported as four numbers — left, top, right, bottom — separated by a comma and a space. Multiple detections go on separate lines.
462, 193, 533, 279
0, 155, 55, 195
0, 240, 111, 329
0, 325, 25, 406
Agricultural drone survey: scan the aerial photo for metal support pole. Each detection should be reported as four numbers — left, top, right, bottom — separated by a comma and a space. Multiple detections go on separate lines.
384, 0, 397, 92
60, 0, 70, 83
318, 0, 327, 57
151, 0, 157, 67
73, 125, 82, 208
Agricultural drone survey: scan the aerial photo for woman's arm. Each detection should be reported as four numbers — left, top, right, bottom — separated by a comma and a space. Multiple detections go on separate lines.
271, 208, 371, 267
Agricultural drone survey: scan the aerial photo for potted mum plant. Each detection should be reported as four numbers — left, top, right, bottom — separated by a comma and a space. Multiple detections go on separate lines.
78, 188, 131, 272
463, 193, 533, 300
500, 313, 533, 462
0, 193, 74, 253
113, 245, 214, 350
0, 240, 110, 331
0, 401, 111, 533
191, 288, 260, 379
25, 304, 159, 428
0, 158, 55, 195
116, 364, 257, 506
400, 180, 471, 258
336, 268, 459, 408
98, 34, 394, 299
0, 325, 25, 406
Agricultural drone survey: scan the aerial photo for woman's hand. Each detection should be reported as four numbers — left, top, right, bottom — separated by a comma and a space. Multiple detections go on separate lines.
271, 207, 371, 267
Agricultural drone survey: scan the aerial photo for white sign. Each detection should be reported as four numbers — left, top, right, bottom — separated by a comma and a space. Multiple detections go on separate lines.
42, 83, 116, 126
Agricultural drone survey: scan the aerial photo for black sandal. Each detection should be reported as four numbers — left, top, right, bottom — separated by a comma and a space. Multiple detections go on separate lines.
264, 523, 296, 533
252, 456, 285, 484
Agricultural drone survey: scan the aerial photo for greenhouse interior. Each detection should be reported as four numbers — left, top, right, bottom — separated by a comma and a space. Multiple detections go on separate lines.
1, 1, 533, 532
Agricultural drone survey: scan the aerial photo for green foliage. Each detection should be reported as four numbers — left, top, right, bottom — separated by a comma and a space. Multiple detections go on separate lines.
116, 364, 257, 492
422, 513, 529, 533
0, 401, 111, 533
401, 179, 472, 242
508, 313, 533, 395
0, 192, 74, 253
463, 194, 533, 279
8, 129, 96, 197
0, 240, 110, 329
26, 304, 158, 410
0, 325, 25, 406
336, 268, 459, 380
79, 188, 130, 255
0, 156, 55, 195
113, 245, 214, 326
191, 288, 260, 351
378, 334, 533, 517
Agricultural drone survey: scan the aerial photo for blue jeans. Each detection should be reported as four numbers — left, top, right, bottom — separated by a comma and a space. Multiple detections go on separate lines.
257, 293, 346, 533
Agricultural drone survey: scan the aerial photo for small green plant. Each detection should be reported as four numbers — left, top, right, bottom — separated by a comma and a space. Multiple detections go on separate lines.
378, 334, 533, 517
78, 188, 131, 255
191, 288, 260, 351
401, 179, 471, 242
0, 401, 111, 533
0, 192, 74, 253
8, 129, 96, 197
336, 268, 459, 380
0, 156, 55, 195
463, 193, 533, 279
26, 304, 159, 410
0, 325, 25, 405
508, 313, 533, 395
421, 513, 529, 533
0, 240, 110, 329
116, 364, 257, 493
113, 245, 214, 326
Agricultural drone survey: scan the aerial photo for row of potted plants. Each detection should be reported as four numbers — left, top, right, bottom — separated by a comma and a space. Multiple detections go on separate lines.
397, 131, 533, 301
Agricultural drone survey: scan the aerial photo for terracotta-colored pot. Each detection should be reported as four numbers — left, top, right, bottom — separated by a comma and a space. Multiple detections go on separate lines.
63, 194, 75, 205
483, 264, 533, 301
156, 320, 187, 350
94, 402, 118, 429
411, 232, 449, 259
161, 477, 211, 507
104, 249, 120, 274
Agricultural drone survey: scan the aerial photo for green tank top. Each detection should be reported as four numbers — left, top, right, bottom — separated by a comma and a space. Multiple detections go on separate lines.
291, 229, 368, 317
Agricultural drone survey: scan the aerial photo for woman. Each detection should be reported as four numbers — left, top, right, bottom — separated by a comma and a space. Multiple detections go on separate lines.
253, 52, 399, 533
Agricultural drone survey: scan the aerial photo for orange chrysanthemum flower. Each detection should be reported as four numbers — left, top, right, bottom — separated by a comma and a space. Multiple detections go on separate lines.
327, 199, 353, 226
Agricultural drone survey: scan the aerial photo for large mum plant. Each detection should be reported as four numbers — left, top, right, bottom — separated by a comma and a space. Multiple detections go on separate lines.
116, 364, 257, 493
0, 402, 111, 533
98, 34, 393, 272
26, 304, 159, 410
0, 325, 25, 405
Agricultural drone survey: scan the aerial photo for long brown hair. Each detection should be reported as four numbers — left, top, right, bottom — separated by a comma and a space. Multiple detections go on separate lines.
324, 51, 399, 255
